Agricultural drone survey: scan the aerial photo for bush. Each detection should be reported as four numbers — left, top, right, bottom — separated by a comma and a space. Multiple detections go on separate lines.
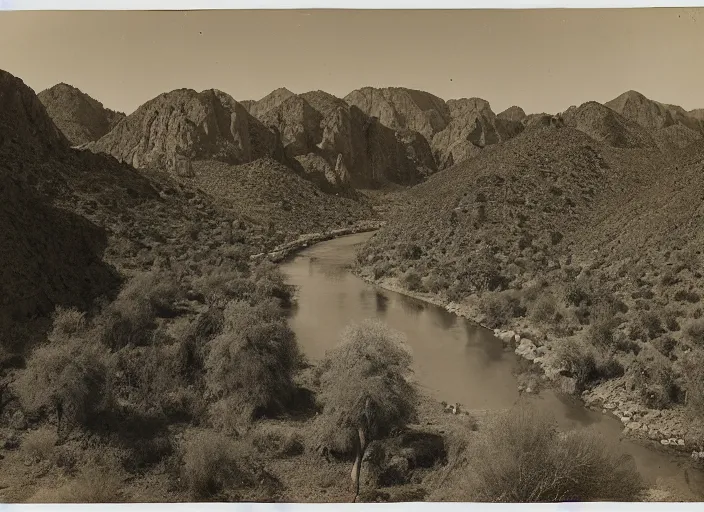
48, 307, 87, 341
685, 319, 704, 346
478, 292, 525, 329
682, 349, 704, 418
444, 407, 643, 502
528, 294, 561, 325
628, 347, 680, 409
14, 336, 110, 434
250, 422, 305, 458
400, 269, 424, 292
96, 296, 156, 350
674, 289, 700, 303
204, 301, 302, 429
181, 430, 259, 499
554, 339, 623, 390
28, 465, 125, 503
21, 427, 58, 462
422, 273, 450, 294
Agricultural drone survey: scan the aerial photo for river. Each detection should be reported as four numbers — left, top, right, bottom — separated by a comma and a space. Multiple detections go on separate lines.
280, 231, 704, 500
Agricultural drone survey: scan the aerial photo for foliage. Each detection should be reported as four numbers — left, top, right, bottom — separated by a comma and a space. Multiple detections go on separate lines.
313, 320, 417, 454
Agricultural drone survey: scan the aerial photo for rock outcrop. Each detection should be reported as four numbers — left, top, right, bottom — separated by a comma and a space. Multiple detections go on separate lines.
561, 101, 657, 149
606, 90, 704, 135
84, 88, 284, 171
431, 98, 524, 169
244, 88, 437, 188
344, 86, 450, 141
37, 83, 125, 146
497, 105, 527, 122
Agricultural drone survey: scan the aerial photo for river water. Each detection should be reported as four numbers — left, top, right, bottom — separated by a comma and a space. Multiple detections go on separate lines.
280, 232, 703, 500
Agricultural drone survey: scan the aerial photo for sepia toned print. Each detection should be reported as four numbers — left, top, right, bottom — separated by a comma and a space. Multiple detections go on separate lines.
1, 8, 704, 503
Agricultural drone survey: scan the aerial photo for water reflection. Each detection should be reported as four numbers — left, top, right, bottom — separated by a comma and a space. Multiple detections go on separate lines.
462, 320, 504, 363
374, 291, 389, 316
396, 293, 426, 316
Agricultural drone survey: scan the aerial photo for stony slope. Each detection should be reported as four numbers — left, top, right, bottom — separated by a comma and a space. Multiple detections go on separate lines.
497, 106, 527, 122
37, 83, 125, 146
84, 88, 284, 172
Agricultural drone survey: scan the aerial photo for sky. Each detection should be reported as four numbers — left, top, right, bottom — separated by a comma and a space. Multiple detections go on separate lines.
0, 9, 703, 116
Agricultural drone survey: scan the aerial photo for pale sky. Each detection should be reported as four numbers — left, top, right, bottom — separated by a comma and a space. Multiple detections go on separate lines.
1, 9, 703, 115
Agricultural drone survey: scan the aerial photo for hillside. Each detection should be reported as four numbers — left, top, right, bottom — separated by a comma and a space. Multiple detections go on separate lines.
37, 83, 125, 146
83, 88, 284, 172
189, 158, 375, 241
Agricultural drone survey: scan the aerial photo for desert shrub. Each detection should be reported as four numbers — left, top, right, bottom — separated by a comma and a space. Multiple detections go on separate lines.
250, 422, 305, 458
14, 336, 110, 434
120, 270, 185, 318
445, 407, 643, 502
628, 347, 680, 409
192, 269, 255, 306
554, 339, 623, 390
400, 269, 424, 292
204, 301, 302, 429
652, 336, 677, 358
528, 294, 561, 325
398, 243, 423, 260
21, 427, 58, 462
681, 349, 704, 418
371, 260, 394, 281
639, 312, 665, 340
674, 289, 701, 303
48, 307, 87, 341
478, 292, 525, 329
29, 465, 126, 503
584, 317, 617, 349
660, 271, 679, 286
181, 430, 260, 499
685, 319, 704, 346
96, 296, 156, 350
175, 307, 226, 381
252, 262, 293, 307
663, 309, 681, 332
314, 320, 417, 454
422, 273, 450, 294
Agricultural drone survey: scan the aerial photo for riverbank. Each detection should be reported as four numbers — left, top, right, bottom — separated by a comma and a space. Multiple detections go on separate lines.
352, 270, 704, 462
251, 221, 385, 264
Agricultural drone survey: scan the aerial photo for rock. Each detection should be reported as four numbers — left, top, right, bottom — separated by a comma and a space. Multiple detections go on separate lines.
627, 421, 642, 431
661, 439, 670, 445
678, 439, 686, 446
515, 338, 538, 361
604, 402, 617, 410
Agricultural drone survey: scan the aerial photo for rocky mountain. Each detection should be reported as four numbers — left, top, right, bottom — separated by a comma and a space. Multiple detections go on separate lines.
244, 87, 296, 119
37, 83, 125, 146
83, 88, 284, 172
344, 86, 450, 141
431, 98, 525, 169
497, 106, 527, 122
244, 88, 437, 188
606, 90, 704, 136
561, 101, 656, 149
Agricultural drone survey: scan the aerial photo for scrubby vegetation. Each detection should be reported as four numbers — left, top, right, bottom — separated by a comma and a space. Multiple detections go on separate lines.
433, 407, 644, 502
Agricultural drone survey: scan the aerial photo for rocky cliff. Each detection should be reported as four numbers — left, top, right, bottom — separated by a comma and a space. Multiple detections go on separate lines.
84, 88, 284, 172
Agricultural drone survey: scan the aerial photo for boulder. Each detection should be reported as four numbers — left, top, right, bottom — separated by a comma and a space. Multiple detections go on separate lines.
515, 338, 538, 361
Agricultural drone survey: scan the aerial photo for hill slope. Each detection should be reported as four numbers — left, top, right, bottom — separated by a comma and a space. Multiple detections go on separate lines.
562, 101, 656, 149
38, 83, 125, 146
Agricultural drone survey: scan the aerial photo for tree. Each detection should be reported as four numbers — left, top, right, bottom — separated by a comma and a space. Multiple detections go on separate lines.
204, 300, 302, 431
314, 320, 417, 502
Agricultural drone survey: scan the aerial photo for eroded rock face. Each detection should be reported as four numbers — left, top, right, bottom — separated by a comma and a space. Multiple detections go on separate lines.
431, 98, 524, 169
244, 89, 437, 188
606, 90, 704, 134
38, 83, 125, 146
84, 88, 283, 170
344, 86, 450, 141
